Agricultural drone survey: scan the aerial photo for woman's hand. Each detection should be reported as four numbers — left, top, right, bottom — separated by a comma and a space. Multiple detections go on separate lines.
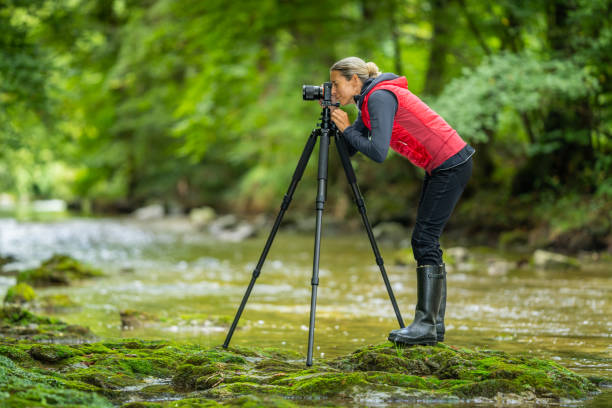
331, 109, 350, 132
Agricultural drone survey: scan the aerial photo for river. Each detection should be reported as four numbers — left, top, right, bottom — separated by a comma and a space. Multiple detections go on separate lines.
0, 216, 610, 406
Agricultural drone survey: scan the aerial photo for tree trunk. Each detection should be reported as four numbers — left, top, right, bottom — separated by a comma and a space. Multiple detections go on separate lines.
424, 0, 455, 95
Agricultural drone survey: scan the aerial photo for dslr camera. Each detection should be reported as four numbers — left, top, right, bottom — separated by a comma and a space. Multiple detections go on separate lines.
302, 82, 336, 107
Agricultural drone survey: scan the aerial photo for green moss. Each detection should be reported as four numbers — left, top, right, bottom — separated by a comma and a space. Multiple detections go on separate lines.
0, 345, 32, 363
122, 402, 165, 408
172, 363, 220, 391
0, 339, 600, 406
17, 254, 104, 287
29, 344, 81, 363
331, 344, 430, 375
214, 382, 285, 397
3, 283, 36, 304
364, 372, 433, 389
103, 339, 170, 350
287, 372, 367, 397
0, 355, 113, 407
254, 358, 302, 373
66, 370, 142, 390
450, 378, 524, 398
0, 306, 93, 341
77, 342, 114, 355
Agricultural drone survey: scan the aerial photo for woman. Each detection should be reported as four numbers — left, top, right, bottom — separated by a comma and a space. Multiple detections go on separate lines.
329, 56, 474, 346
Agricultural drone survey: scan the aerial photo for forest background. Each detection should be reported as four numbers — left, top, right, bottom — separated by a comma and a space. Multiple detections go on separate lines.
1, 0, 610, 253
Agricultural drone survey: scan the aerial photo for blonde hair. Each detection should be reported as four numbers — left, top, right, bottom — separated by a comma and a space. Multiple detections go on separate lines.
330, 57, 381, 83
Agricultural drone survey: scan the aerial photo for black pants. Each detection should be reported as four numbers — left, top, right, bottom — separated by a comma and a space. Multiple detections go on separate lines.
411, 156, 473, 266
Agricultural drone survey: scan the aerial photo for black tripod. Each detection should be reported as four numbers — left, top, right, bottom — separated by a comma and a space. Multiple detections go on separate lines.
223, 102, 405, 366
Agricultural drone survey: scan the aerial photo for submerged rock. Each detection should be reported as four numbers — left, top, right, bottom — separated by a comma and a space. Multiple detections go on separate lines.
0, 336, 601, 408
17, 254, 104, 287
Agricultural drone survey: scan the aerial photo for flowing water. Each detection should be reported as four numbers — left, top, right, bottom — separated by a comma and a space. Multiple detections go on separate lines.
0, 216, 610, 406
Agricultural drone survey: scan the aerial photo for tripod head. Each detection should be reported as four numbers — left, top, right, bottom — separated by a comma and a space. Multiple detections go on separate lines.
303, 82, 341, 133
318, 104, 341, 134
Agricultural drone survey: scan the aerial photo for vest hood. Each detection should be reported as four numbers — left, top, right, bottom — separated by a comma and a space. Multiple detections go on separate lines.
354, 73, 401, 109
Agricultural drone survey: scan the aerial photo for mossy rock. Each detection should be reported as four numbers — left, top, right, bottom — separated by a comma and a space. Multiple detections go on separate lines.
0, 355, 113, 407
3, 283, 36, 305
29, 344, 80, 363
0, 306, 94, 340
17, 254, 104, 287
0, 340, 601, 407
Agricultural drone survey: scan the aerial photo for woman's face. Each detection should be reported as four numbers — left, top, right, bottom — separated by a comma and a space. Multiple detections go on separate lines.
330, 70, 362, 106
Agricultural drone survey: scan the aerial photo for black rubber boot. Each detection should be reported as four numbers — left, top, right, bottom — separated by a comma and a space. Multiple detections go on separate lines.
436, 263, 446, 342
388, 265, 443, 346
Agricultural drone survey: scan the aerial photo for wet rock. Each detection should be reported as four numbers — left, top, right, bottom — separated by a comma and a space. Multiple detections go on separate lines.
533, 249, 580, 270
120, 309, 158, 330
29, 344, 79, 363
189, 206, 217, 228
133, 204, 165, 220
209, 215, 256, 242
17, 254, 104, 287
3, 283, 36, 305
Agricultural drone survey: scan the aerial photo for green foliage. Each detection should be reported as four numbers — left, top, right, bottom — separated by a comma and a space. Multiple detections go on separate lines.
432, 52, 596, 144
0, 0, 609, 242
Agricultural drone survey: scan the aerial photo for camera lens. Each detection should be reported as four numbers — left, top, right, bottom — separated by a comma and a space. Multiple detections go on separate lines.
302, 85, 323, 101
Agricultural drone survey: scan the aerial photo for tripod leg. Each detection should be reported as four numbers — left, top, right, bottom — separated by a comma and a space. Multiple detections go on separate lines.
223, 130, 319, 349
333, 133, 406, 329
307, 129, 330, 366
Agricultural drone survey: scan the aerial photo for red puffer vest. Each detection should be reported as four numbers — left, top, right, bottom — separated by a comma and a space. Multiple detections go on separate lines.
361, 76, 466, 173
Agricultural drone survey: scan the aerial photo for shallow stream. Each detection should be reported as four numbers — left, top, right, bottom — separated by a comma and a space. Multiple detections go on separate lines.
0, 216, 610, 406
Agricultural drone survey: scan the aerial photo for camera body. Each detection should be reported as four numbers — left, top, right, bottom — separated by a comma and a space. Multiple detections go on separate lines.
302, 82, 335, 106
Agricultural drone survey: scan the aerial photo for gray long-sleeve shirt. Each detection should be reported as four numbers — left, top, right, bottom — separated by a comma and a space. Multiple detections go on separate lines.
342, 89, 398, 163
